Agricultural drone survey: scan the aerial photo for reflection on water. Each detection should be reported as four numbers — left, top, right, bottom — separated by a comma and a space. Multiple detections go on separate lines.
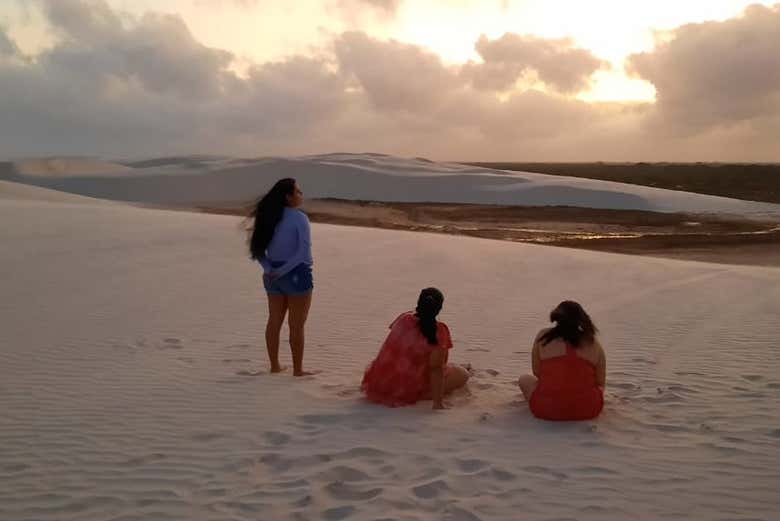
421, 223, 780, 244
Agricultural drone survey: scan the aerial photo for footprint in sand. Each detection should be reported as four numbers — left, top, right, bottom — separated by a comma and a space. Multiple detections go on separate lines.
522, 465, 568, 480
159, 337, 183, 350
324, 481, 383, 501
235, 369, 264, 376
190, 431, 228, 442
321, 506, 356, 521
454, 458, 489, 473
412, 479, 451, 499
226, 343, 251, 350
316, 466, 372, 482
299, 414, 346, 426
263, 431, 291, 446
445, 506, 483, 521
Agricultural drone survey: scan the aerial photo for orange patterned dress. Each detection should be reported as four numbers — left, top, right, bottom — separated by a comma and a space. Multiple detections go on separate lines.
362, 312, 453, 407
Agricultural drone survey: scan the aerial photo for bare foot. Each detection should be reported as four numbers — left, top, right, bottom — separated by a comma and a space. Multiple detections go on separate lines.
270, 365, 288, 374
293, 370, 321, 377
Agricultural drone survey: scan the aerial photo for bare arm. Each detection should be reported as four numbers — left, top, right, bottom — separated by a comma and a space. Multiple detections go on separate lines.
532, 344, 541, 377
531, 329, 548, 377
595, 341, 606, 388
429, 348, 446, 410
269, 213, 311, 276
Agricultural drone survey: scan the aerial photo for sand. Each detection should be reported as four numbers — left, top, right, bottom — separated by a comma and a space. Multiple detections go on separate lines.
2, 189, 779, 520
0, 179, 115, 204
12, 158, 133, 177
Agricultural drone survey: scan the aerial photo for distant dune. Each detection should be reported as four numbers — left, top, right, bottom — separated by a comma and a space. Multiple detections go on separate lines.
469, 162, 780, 204
12, 158, 133, 177
2, 153, 780, 220
0, 179, 115, 204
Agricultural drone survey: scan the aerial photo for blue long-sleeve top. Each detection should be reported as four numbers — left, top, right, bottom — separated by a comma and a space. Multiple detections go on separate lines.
259, 207, 313, 277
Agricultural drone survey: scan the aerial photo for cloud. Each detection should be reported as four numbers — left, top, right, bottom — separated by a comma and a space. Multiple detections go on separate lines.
335, 31, 460, 111
0, 26, 20, 57
358, 0, 401, 12
0, 0, 777, 161
40, 0, 233, 99
193, 0, 260, 7
628, 3, 780, 133
218, 56, 350, 137
464, 33, 607, 93
337, 0, 402, 15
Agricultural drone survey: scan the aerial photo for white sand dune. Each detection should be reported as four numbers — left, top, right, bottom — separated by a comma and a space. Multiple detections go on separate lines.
1, 194, 779, 520
3, 153, 780, 219
12, 157, 133, 177
0, 179, 116, 204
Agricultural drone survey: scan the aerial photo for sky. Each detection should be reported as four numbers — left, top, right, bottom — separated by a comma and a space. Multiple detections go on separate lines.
0, 0, 779, 161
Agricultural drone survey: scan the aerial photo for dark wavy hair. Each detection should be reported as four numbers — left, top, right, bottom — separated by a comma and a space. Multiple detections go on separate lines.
539, 300, 598, 348
248, 178, 296, 261
415, 287, 444, 345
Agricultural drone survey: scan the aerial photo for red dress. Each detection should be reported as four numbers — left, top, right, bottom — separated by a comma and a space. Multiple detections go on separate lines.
530, 344, 604, 421
362, 312, 453, 407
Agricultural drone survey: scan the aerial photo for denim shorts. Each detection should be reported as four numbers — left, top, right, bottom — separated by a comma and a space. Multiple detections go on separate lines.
263, 263, 313, 296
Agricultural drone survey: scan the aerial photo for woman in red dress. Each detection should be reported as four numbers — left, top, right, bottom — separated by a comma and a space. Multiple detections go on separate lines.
362, 288, 470, 409
518, 301, 606, 421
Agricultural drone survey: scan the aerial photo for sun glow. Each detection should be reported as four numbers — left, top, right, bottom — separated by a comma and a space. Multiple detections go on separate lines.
386, 0, 773, 102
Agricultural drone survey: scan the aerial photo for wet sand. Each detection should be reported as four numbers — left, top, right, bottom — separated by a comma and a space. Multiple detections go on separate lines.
197, 199, 780, 267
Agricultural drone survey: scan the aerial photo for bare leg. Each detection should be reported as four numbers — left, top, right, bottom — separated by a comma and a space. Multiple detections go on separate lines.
287, 291, 313, 376
518, 374, 538, 401
444, 364, 470, 394
421, 364, 470, 400
266, 294, 288, 372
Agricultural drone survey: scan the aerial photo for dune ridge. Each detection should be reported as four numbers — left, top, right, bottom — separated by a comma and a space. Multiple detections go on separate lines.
3, 153, 780, 219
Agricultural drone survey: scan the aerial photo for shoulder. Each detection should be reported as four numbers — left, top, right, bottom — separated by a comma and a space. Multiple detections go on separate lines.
593, 337, 606, 357
437, 320, 451, 336
390, 311, 415, 329
291, 208, 310, 223
282, 207, 307, 221
533, 327, 552, 355
534, 327, 552, 343
436, 321, 453, 349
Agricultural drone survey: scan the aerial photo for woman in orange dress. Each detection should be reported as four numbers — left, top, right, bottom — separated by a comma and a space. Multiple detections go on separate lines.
518, 301, 606, 421
362, 288, 470, 409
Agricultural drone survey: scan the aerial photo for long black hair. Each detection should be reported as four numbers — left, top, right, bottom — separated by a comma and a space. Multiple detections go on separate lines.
248, 178, 296, 261
415, 287, 444, 345
539, 300, 598, 348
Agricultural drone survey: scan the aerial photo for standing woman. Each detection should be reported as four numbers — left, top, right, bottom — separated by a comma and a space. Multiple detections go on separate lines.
248, 178, 314, 376
518, 301, 605, 420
